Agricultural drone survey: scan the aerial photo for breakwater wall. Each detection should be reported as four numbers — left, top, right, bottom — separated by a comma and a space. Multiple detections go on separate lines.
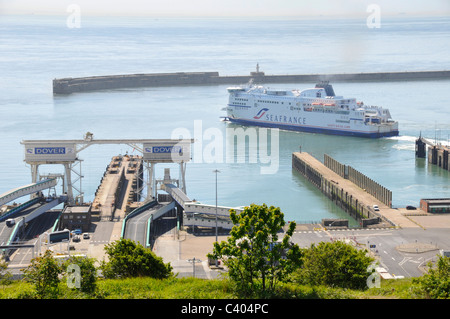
293, 152, 394, 227
53, 69, 450, 94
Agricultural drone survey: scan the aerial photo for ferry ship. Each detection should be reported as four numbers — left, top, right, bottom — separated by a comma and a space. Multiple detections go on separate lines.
225, 81, 399, 138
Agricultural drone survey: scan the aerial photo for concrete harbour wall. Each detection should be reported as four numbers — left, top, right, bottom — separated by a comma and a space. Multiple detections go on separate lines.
53, 70, 450, 94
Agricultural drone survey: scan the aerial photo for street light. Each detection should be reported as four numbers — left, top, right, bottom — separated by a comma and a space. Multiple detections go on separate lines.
213, 169, 220, 268
188, 257, 201, 278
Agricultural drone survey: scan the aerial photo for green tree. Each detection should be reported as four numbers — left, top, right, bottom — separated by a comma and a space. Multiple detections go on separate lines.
0, 257, 13, 289
63, 255, 98, 295
23, 249, 63, 298
413, 255, 450, 299
101, 238, 173, 279
208, 203, 302, 297
294, 240, 374, 290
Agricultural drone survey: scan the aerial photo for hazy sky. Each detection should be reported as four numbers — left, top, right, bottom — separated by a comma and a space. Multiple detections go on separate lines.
1, 0, 449, 17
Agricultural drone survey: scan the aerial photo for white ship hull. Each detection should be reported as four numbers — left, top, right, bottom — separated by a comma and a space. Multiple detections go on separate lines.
225, 82, 399, 138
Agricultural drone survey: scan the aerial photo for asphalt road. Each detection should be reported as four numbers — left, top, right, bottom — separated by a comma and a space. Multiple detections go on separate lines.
124, 204, 164, 246
290, 226, 450, 278
5, 211, 60, 276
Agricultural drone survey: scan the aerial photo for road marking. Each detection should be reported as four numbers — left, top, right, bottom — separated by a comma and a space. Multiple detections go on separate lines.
399, 257, 411, 266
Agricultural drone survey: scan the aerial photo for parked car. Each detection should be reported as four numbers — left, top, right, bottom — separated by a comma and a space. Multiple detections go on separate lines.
83, 233, 90, 239
5, 219, 15, 227
373, 205, 380, 211
72, 235, 80, 242
406, 205, 417, 210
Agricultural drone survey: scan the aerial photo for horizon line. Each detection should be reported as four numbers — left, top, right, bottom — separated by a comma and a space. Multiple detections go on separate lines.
1, 11, 448, 19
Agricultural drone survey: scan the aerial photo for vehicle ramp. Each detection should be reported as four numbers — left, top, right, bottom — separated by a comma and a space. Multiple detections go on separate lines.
0, 178, 57, 207
0, 197, 63, 246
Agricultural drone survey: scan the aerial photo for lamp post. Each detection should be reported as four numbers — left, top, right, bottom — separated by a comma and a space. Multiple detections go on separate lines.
213, 169, 220, 267
188, 257, 201, 278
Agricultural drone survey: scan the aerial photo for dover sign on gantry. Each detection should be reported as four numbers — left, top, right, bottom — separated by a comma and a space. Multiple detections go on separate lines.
143, 142, 191, 162
24, 143, 77, 162
147, 146, 183, 154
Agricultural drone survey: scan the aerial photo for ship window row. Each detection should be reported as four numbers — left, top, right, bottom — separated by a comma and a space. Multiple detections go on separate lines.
235, 98, 248, 101
257, 100, 280, 104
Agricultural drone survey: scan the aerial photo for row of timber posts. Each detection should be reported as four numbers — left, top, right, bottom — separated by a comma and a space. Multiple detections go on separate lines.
347, 166, 392, 207
292, 153, 322, 188
324, 154, 392, 207
321, 178, 375, 223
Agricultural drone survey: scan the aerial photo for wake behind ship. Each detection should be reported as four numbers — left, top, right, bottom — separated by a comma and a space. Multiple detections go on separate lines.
225, 81, 399, 138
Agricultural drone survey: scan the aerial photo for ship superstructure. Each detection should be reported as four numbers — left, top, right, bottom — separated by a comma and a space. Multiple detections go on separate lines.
225, 81, 399, 138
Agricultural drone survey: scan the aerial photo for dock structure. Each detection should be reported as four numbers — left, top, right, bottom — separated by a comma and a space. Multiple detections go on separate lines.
428, 144, 450, 171
292, 152, 420, 228
415, 136, 450, 172
21, 136, 194, 205
91, 154, 143, 220
52, 69, 450, 94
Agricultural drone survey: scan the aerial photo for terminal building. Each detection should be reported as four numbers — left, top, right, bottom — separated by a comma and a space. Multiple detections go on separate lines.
420, 198, 450, 214
59, 204, 92, 232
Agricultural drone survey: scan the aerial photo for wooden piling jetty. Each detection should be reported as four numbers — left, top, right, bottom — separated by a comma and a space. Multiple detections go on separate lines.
292, 152, 420, 228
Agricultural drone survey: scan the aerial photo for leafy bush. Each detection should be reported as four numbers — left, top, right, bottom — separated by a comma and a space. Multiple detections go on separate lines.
0, 257, 12, 288
22, 250, 62, 298
413, 255, 450, 298
293, 241, 374, 290
100, 238, 173, 279
62, 255, 98, 295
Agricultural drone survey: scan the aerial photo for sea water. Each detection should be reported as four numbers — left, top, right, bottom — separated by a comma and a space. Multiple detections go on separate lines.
1, 15, 449, 225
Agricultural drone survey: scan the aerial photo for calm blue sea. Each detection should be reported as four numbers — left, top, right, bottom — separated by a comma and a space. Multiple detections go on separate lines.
1, 14, 450, 225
